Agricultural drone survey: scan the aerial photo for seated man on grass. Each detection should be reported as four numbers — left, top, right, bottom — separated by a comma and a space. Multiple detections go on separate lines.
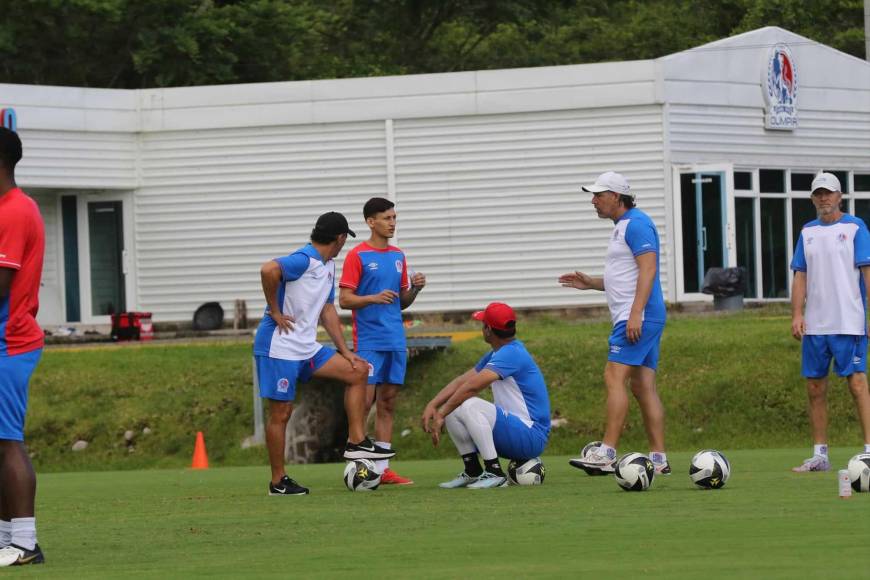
421, 302, 551, 489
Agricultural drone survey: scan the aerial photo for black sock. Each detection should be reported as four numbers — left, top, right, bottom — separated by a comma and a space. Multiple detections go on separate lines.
484, 458, 504, 477
462, 453, 483, 477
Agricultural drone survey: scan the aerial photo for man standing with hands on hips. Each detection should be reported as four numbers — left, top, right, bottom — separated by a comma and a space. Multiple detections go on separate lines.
559, 171, 669, 475
790, 172, 870, 472
340, 197, 425, 484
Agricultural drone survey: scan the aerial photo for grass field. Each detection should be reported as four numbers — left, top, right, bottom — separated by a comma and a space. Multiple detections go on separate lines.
14, 448, 870, 578
28, 309, 870, 471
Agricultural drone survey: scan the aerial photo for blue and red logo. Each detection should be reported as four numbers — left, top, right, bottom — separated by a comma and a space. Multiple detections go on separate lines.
764, 44, 797, 130
0, 108, 16, 132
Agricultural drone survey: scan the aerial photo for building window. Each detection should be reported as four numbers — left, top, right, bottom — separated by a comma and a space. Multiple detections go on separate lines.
734, 171, 752, 191
759, 169, 785, 193
790, 172, 815, 192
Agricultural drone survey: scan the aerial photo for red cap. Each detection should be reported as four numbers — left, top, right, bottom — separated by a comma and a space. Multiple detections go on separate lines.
472, 302, 516, 331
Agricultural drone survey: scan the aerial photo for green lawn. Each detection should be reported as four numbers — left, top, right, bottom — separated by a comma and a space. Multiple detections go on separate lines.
26, 309, 870, 471
13, 449, 870, 578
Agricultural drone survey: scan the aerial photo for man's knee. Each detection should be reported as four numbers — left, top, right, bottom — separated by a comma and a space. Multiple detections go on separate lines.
806, 379, 827, 399
847, 374, 869, 398
268, 401, 294, 423
377, 389, 398, 415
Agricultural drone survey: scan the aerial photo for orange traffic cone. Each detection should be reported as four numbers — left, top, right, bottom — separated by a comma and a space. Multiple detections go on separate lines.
191, 431, 209, 469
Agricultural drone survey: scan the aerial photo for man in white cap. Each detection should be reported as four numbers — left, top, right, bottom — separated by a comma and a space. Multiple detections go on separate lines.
559, 171, 669, 475
790, 172, 870, 472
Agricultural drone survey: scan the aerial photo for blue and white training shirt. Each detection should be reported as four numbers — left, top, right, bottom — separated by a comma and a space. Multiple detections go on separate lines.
791, 214, 870, 335
474, 340, 551, 438
603, 208, 666, 325
254, 244, 336, 360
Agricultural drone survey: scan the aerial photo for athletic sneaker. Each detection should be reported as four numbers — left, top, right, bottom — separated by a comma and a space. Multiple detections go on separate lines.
0, 544, 44, 566
467, 471, 508, 489
439, 472, 479, 489
792, 455, 831, 472
654, 462, 672, 475
380, 468, 413, 485
569, 451, 616, 475
268, 475, 309, 496
343, 437, 397, 460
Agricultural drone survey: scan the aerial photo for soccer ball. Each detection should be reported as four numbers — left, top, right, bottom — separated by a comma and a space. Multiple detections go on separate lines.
690, 450, 731, 489
507, 457, 546, 486
614, 452, 655, 491
343, 459, 381, 492
581, 440, 603, 458
847, 453, 870, 492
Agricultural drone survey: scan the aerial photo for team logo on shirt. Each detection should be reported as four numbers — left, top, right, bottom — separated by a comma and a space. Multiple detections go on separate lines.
806, 237, 813, 245
277, 378, 290, 393
367, 262, 379, 271
838, 233, 847, 243
612, 230, 619, 240
395, 260, 402, 273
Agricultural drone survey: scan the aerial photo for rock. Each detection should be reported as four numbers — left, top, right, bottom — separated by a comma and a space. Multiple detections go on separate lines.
400, 428, 412, 438
550, 417, 568, 428
124, 430, 135, 442
241, 435, 264, 449
142, 427, 152, 435
72, 440, 88, 452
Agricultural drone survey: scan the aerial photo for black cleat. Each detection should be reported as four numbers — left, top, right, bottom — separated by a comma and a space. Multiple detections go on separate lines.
343, 437, 397, 460
268, 475, 309, 496
655, 461, 672, 475
0, 543, 44, 566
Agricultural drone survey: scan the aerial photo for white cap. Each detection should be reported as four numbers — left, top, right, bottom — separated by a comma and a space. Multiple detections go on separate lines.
811, 172, 841, 193
582, 171, 634, 200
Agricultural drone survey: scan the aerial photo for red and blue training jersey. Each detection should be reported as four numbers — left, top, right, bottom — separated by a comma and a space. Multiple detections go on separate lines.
0, 188, 45, 356
339, 242, 410, 351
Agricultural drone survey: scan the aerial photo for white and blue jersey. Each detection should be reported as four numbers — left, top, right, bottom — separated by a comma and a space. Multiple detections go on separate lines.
254, 244, 336, 361
604, 208, 666, 325
791, 214, 870, 336
475, 340, 550, 459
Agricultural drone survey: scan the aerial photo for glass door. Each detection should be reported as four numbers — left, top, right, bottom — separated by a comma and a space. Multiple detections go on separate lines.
88, 201, 126, 315
675, 168, 734, 297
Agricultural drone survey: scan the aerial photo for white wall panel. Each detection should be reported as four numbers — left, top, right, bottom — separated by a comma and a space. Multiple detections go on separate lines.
135, 122, 388, 320
669, 105, 870, 169
16, 130, 138, 190
30, 192, 63, 325
392, 106, 667, 313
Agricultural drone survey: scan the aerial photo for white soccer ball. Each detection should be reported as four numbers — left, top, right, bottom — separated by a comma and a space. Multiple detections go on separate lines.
343, 459, 381, 492
847, 453, 870, 492
614, 452, 655, 492
507, 457, 546, 486
690, 449, 731, 489
581, 440, 603, 458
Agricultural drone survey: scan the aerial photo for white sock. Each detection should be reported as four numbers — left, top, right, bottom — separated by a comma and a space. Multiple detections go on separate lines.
650, 451, 668, 465
375, 441, 391, 472
864, 443, 870, 454
598, 443, 616, 461
813, 444, 828, 458
0, 521, 10, 547
10, 517, 36, 551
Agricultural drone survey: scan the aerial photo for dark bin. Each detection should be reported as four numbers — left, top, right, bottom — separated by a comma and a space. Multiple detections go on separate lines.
701, 267, 746, 311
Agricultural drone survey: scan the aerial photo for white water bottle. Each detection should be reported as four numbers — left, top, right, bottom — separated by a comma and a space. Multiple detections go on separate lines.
839, 469, 852, 499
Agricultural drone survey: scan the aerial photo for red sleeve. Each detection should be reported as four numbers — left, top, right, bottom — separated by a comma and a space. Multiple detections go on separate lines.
0, 207, 26, 270
400, 255, 411, 291
339, 249, 362, 289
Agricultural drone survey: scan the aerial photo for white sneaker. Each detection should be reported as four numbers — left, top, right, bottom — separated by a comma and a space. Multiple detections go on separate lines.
569, 450, 616, 475
466, 471, 508, 489
439, 472, 479, 489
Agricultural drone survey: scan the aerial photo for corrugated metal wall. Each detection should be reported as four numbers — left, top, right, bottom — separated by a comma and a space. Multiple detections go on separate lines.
17, 130, 137, 190
668, 105, 870, 168
393, 106, 667, 312
135, 122, 388, 320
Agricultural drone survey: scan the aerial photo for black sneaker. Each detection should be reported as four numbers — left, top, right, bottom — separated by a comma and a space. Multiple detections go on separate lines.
0, 543, 44, 566
654, 461, 672, 476
268, 475, 309, 496
343, 437, 397, 460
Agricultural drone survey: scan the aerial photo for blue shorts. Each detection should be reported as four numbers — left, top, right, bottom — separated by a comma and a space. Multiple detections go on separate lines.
0, 349, 42, 441
359, 350, 407, 386
492, 406, 548, 460
256, 346, 336, 401
607, 320, 665, 370
802, 334, 867, 378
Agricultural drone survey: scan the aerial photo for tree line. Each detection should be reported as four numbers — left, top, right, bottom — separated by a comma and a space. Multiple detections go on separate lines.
0, 0, 865, 89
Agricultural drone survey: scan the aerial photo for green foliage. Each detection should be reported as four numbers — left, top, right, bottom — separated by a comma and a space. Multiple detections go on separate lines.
25, 311, 870, 472
35, 451, 870, 577
0, 0, 864, 88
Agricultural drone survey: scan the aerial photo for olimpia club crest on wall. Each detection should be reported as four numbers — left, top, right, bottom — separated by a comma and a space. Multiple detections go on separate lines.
763, 44, 797, 130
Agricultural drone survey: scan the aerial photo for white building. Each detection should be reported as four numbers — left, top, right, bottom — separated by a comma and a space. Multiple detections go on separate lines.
4, 26, 870, 326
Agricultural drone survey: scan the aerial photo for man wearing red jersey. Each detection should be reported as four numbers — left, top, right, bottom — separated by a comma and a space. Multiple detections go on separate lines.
0, 128, 45, 566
